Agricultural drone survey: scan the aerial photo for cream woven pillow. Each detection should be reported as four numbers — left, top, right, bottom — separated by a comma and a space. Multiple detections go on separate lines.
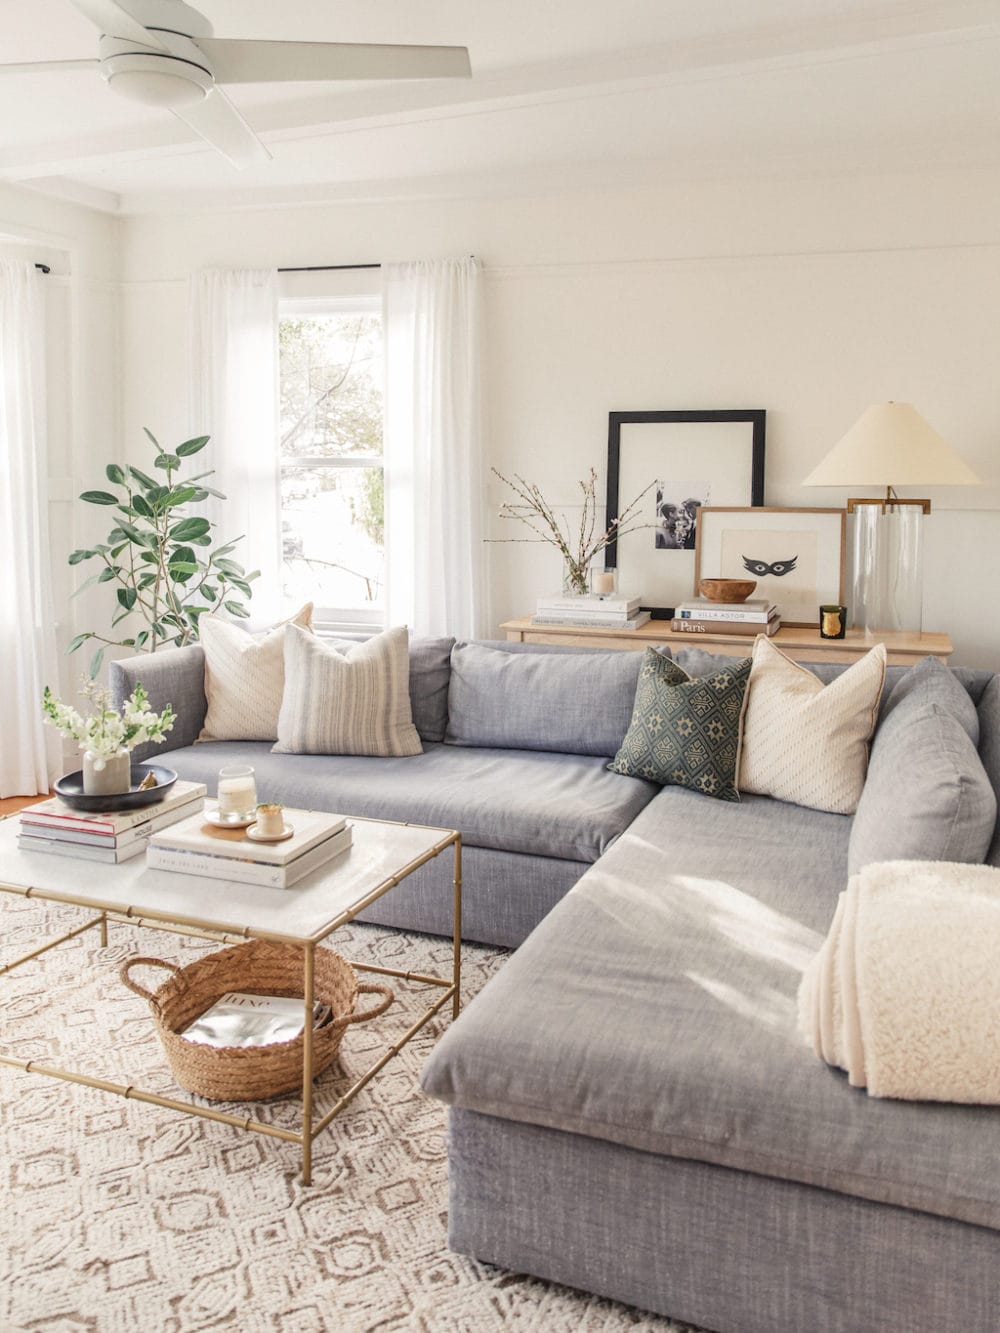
198, 603, 313, 742
738, 636, 886, 814
274, 623, 422, 757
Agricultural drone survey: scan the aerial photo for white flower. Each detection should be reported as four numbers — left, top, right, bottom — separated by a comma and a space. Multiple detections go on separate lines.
42, 679, 175, 759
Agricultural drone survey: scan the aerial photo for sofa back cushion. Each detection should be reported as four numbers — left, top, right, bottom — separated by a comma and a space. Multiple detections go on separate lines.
977, 676, 1000, 867
849, 658, 996, 875
198, 603, 313, 742
444, 641, 644, 757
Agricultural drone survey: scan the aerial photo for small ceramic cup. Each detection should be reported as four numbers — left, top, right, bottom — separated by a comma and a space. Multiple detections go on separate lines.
255, 803, 285, 837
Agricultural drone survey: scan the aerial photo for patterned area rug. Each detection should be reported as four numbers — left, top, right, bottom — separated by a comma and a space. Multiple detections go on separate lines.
0, 895, 698, 1333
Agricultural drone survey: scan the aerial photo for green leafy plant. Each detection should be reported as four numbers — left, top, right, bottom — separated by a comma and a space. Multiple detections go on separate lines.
68, 429, 259, 677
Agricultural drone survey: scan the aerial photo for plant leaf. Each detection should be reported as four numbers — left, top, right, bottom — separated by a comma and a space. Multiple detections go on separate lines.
68, 548, 97, 565
131, 494, 155, 519
79, 490, 118, 505
117, 587, 137, 610
176, 435, 210, 457
128, 466, 158, 490
223, 600, 250, 618
154, 453, 180, 471
163, 486, 197, 508
137, 572, 156, 590
98, 566, 118, 582
89, 646, 105, 678
105, 463, 126, 485
169, 516, 211, 542
134, 630, 150, 650
143, 427, 160, 448
213, 557, 243, 577
70, 573, 102, 597
66, 632, 92, 654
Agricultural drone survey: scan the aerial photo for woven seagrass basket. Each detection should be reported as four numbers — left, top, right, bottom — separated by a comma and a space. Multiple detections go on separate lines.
119, 939, 393, 1102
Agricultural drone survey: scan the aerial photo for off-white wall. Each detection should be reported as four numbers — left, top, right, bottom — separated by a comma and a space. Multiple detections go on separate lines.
111, 165, 1000, 668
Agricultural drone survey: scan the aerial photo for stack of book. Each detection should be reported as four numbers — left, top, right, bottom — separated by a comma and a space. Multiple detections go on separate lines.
147, 807, 352, 888
532, 592, 651, 631
17, 780, 209, 863
671, 598, 781, 637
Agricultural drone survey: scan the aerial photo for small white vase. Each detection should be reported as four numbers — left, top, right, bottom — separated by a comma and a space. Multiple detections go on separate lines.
83, 749, 132, 797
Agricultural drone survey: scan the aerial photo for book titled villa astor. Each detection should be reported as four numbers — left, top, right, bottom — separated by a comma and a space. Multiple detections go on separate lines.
147, 807, 351, 888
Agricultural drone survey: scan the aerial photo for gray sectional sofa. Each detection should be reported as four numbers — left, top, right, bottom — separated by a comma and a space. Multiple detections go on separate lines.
111, 637, 1000, 1333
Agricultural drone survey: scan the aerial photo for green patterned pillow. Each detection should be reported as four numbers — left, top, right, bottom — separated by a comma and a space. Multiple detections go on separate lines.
609, 649, 752, 800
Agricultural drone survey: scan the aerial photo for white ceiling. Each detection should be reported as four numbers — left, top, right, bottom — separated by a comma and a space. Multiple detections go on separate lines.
2, 0, 1000, 214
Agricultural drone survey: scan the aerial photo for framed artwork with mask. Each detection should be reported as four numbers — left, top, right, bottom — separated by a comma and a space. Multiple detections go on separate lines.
694, 506, 846, 628
604, 410, 766, 618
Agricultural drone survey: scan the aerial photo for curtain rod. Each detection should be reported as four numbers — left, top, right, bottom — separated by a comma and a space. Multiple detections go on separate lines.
278, 263, 380, 273
35, 263, 50, 274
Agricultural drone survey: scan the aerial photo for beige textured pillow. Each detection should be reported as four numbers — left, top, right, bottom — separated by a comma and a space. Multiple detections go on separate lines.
198, 604, 313, 742
738, 636, 886, 814
274, 623, 422, 757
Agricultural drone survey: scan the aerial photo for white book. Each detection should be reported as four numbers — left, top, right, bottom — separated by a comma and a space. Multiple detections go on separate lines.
536, 593, 641, 614
676, 602, 777, 623
18, 832, 148, 863
20, 781, 208, 835
536, 605, 641, 622
20, 797, 200, 849
531, 611, 652, 630
147, 825, 353, 889
150, 806, 347, 864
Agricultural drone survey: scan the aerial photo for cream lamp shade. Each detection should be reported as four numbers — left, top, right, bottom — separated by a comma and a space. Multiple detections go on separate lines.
802, 403, 979, 634
801, 402, 980, 488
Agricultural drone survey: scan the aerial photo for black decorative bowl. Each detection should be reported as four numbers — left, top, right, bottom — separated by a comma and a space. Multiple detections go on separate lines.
54, 764, 178, 813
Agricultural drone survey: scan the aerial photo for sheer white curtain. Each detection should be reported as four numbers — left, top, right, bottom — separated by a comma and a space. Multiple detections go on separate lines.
0, 259, 59, 794
189, 269, 281, 621
382, 256, 487, 638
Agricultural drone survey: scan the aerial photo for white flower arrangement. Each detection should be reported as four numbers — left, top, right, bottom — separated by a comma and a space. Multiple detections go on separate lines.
41, 680, 175, 768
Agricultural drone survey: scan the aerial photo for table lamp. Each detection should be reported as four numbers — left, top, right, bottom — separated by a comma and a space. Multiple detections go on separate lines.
801, 403, 979, 633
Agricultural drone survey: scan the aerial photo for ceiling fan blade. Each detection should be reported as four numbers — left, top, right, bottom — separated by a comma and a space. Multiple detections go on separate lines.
0, 59, 98, 75
171, 87, 271, 169
68, 0, 170, 51
200, 39, 472, 84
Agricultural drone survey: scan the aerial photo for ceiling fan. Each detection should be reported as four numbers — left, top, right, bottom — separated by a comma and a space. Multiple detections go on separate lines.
0, 0, 471, 168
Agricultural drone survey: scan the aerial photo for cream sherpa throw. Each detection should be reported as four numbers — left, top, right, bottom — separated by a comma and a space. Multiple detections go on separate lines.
798, 860, 1000, 1102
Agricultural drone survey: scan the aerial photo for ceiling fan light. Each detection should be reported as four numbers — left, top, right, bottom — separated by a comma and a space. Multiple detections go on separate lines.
102, 52, 212, 107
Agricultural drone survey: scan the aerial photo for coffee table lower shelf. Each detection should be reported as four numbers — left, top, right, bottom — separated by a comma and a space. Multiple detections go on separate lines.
0, 819, 462, 1185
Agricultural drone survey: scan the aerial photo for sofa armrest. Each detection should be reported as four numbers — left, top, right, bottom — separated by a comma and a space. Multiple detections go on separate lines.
109, 644, 206, 762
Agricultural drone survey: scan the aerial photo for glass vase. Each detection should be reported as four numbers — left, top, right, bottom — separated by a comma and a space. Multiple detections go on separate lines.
562, 562, 592, 597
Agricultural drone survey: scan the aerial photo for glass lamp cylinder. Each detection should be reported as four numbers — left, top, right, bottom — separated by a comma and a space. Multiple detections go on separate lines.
850, 503, 924, 633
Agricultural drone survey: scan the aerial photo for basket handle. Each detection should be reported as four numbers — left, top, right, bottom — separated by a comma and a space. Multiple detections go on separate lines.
119, 956, 183, 1011
341, 982, 394, 1026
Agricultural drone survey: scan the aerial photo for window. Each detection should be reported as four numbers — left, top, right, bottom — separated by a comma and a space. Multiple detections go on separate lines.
278, 295, 384, 632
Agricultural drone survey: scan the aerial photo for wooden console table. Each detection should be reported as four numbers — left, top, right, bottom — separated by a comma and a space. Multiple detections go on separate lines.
500, 618, 953, 667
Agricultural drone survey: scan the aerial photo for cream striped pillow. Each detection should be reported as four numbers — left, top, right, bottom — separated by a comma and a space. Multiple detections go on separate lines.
198, 604, 313, 742
273, 624, 422, 757
738, 636, 886, 814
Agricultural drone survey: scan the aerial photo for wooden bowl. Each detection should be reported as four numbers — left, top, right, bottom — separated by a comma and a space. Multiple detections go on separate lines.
698, 578, 757, 603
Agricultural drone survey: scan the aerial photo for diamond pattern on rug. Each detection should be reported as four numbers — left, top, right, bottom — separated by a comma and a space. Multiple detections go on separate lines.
0, 895, 702, 1333
609, 649, 751, 800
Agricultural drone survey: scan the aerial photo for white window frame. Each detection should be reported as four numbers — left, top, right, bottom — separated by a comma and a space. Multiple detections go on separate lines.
278, 291, 384, 636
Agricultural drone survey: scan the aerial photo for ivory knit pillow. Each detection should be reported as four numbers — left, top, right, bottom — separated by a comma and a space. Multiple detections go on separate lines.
274, 623, 422, 757
738, 636, 886, 814
198, 603, 313, 743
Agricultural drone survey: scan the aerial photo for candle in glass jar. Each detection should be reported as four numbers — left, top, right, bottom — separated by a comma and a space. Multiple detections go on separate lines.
217, 767, 257, 818
593, 571, 616, 596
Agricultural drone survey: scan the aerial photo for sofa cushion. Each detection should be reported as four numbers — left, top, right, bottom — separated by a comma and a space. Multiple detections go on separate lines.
977, 676, 1000, 868
445, 641, 643, 757
739, 637, 886, 814
274, 624, 422, 757
323, 634, 454, 744
849, 662, 997, 875
421, 791, 1000, 1232
197, 603, 313, 742
608, 650, 751, 801
157, 740, 658, 864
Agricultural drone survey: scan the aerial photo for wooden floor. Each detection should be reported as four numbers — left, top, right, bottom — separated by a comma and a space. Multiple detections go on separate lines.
0, 793, 52, 816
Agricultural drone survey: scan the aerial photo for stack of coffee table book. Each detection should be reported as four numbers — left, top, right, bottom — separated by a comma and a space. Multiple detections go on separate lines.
147, 808, 352, 888
531, 593, 650, 630
671, 598, 780, 637
17, 780, 208, 863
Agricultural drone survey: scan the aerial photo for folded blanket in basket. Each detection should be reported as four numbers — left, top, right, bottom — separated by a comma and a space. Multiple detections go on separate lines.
798, 860, 1000, 1103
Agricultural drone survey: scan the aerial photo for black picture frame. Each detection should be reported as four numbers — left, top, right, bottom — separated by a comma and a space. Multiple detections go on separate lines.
605, 409, 766, 617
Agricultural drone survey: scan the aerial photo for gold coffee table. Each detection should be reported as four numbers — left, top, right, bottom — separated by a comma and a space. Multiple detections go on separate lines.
0, 814, 461, 1184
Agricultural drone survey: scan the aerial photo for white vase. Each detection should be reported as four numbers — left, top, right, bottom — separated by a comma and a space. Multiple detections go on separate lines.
82, 749, 132, 797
